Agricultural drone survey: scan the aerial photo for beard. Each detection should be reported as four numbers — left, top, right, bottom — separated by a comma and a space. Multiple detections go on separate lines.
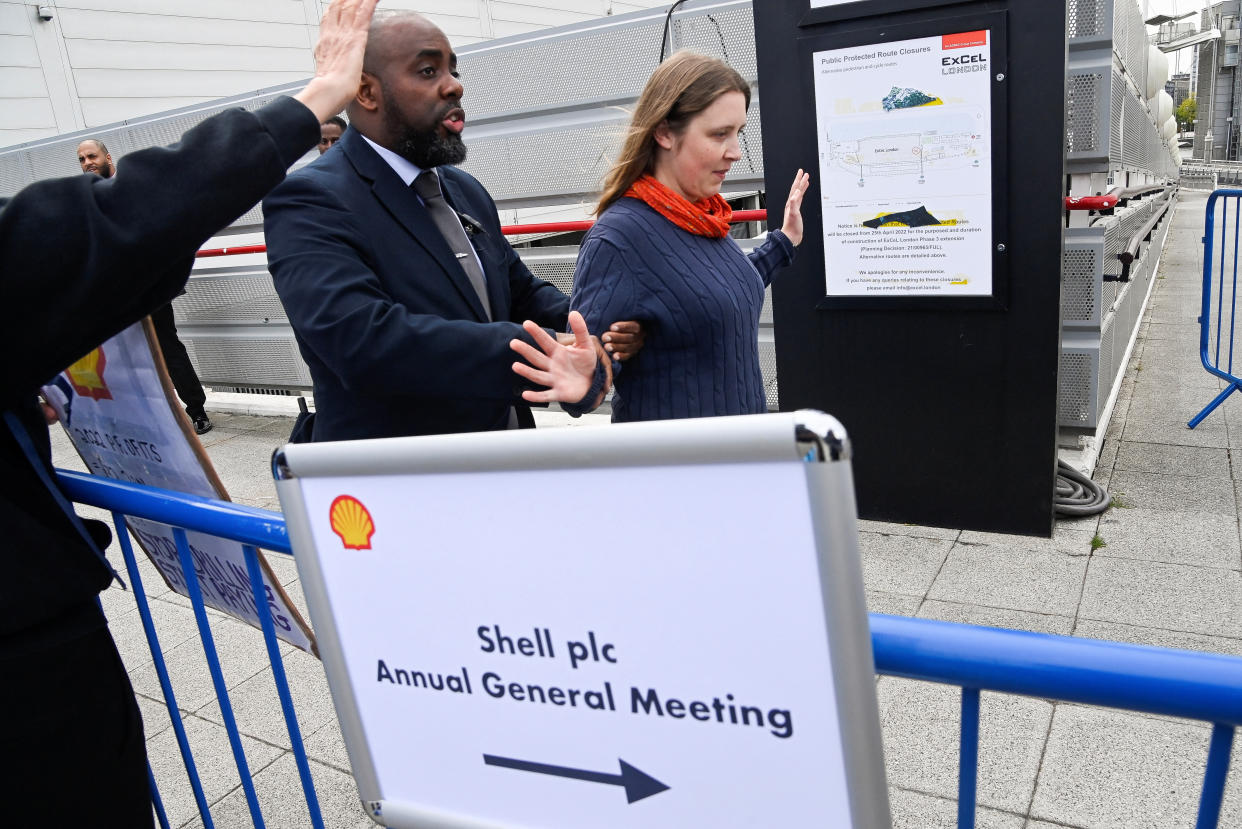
98, 162, 115, 178
383, 97, 467, 168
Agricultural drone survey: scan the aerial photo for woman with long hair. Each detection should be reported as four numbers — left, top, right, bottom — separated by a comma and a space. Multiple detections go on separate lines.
567, 51, 809, 422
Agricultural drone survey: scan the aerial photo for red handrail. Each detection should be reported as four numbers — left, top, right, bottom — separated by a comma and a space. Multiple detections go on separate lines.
1064, 194, 1119, 211
194, 209, 772, 258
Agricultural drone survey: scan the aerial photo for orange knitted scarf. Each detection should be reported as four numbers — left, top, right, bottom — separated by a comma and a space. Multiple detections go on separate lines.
623, 174, 733, 239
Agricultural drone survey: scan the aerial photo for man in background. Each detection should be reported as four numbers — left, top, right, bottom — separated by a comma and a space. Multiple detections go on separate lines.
319, 115, 346, 153
77, 138, 214, 434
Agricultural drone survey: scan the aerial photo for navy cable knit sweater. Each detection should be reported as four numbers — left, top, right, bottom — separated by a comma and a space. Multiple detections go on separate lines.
571, 197, 795, 422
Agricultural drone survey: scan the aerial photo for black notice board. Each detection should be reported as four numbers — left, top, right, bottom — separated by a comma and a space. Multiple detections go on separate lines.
756, 0, 1067, 535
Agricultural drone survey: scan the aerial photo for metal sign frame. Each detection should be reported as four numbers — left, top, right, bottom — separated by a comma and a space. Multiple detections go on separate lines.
274, 412, 889, 828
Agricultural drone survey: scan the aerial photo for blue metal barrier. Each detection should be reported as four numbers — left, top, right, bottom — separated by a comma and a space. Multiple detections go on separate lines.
1191, 189, 1242, 427
57, 469, 323, 829
60, 470, 1242, 828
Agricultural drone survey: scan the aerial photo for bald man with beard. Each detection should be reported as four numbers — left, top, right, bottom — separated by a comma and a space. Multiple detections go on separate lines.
263, 11, 643, 442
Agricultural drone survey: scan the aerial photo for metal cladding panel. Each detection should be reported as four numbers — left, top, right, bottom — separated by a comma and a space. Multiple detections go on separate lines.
671, 4, 758, 79
1066, 66, 1107, 161
1061, 235, 1103, 328
1058, 346, 1098, 428
1068, 0, 1110, 39
183, 334, 313, 390
173, 271, 289, 326
455, 17, 668, 121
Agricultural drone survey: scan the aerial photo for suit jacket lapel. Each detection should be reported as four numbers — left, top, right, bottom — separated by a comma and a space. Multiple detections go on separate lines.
341, 134, 489, 322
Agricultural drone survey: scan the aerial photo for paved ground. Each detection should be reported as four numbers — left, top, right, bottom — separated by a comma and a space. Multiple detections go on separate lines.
54, 188, 1242, 827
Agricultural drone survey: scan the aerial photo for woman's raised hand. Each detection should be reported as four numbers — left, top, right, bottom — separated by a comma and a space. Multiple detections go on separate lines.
780, 169, 811, 247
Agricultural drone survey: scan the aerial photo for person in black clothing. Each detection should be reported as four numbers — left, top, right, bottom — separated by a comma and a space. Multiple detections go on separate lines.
0, 1, 377, 824
77, 137, 215, 435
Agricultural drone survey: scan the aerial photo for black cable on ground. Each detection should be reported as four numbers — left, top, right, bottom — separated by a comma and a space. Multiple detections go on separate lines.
1055, 459, 1111, 516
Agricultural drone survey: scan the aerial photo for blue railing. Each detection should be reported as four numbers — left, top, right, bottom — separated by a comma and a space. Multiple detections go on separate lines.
57, 469, 323, 829
1191, 188, 1242, 427
62, 469, 1242, 829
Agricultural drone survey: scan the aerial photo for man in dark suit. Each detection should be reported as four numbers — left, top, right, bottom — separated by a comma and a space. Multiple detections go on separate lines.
77, 138, 214, 435
263, 11, 640, 443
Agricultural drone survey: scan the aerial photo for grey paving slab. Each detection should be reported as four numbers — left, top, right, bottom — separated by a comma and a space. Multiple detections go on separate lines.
135, 690, 181, 741
128, 614, 276, 712
201, 434, 282, 503
866, 589, 922, 617
107, 596, 201, 674
1112, 442, 1232, 478
877, 678, 1053, 814
145, 713, 284, 829
1030, 704, 1242, 829
957, 527, 1097, 558
1078, 556, 1242, 638
1144, 322, 1208, 341
1072, 617, 1242, 657
859, 532, 953, 597
1024, 821, 1080, 829
1116, 416, 1230, 448
1102, 469, 1238, 515
303, 715, 354, 774
181, 752, 374, 829
917, 600, 1075, 636
856, 519, 961, 540
1098, 506, 1241, 570
927, 545, 1088, 616
195, 645, 339, 750
888, 787, 1025, 829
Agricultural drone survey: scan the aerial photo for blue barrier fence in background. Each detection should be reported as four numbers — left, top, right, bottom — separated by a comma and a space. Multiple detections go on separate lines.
1191, 188, 1242, 428
60, 469, 1242, 829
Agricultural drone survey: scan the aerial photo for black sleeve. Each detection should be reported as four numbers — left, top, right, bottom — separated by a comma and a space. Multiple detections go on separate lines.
0, 96, 319, 405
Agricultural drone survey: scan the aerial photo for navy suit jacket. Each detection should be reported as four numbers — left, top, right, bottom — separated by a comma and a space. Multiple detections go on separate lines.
263, 128, 569, 441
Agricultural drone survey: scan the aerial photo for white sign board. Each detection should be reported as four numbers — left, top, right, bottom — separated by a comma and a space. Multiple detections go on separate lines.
814, 30, 993, 297
277, 412, 889, 828
45, 320, 315, 653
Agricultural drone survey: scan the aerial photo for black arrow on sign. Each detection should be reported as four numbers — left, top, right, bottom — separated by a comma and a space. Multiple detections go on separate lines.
482, 754, 670, 803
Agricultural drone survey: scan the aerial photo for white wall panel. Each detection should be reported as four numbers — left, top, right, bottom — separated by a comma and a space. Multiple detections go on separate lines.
0, 2, 29, 35
0, 34, 40, 66
75, 69, 311, 98
0, 126, 57, 144
67, 40, 312, 73
80, 96, 216, 125
0, 67, 49, 97
58, 0, 308, 25
0, 0, 675, 144
58, 10, 310, 49
0, 97, 55, 128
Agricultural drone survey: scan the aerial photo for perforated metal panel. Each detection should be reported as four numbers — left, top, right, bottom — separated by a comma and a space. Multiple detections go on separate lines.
1067, 71, 1104, 158
1058, 349, 1096, 426
1068, 0, 1110, 40
1061, 244, 1100, 325
671, 5, 758, 79
184, 335, 313, 389
174, 271, 288, 326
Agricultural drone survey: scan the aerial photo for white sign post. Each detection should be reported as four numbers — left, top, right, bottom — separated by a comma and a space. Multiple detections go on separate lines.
45, 320, 315, 653
276, 412, 889, 828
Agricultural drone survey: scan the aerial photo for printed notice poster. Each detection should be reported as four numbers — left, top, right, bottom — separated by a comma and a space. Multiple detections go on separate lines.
43, 321, 315, 653
814, 31, 993, 297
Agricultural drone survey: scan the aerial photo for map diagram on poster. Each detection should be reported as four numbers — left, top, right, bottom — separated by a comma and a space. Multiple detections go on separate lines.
814, 31, 993, 297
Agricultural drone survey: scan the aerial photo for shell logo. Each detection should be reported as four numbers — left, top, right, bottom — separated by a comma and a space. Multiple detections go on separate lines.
65, 347, 112, 401
329, 495, 375, 550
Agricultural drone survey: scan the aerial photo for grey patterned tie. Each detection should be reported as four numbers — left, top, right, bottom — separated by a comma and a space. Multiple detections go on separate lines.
412, 169, 492, 320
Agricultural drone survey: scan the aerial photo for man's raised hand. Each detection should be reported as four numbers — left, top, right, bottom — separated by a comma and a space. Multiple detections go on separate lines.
510, 311, 610, 409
